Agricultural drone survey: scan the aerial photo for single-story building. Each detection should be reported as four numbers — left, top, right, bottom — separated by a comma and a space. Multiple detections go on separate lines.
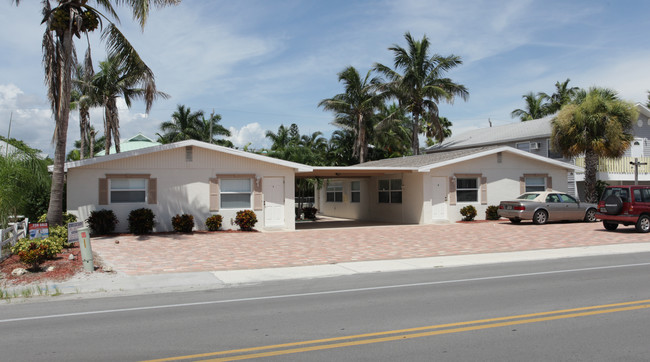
64, 140, 312, 232
300, 145, 583, 223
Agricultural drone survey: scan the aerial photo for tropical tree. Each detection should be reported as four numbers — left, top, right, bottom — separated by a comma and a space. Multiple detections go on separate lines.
157, 105, 203, 144
13, 0, 179, 226
511, 92, 550, 121
197, 111, 232, 146
71, 55, 96, 160
372, 103, 412, 159
319, 66, 383, 163
265, 125, 292, 151
66, 127, 104, 161
646, 91, 650, 108
375, 32, 468, 155
551, 87, 638, 202
326, 129, 356, 166
542, 78, 579, 114
93, 55, 169, 154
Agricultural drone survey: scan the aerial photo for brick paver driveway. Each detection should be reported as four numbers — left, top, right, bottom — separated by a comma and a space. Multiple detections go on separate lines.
91, 221, 650, 275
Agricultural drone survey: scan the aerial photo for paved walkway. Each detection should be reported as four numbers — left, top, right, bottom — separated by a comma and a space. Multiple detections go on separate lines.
91, 221, 650, 275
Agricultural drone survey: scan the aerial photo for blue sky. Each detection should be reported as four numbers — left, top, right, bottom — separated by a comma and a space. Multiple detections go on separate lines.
1, 0, 649, 157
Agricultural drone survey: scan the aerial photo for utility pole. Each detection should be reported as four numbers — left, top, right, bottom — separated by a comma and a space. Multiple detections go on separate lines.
5, 112, 12, 157
630, 158, 647, 185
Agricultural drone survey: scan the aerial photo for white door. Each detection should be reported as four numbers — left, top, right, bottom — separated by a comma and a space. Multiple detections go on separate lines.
631, 138, 644, 158
432, 176, 447, 220
263, 177, 285, 227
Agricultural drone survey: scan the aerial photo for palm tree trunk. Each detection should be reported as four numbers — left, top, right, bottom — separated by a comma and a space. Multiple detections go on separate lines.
584, 149, 599, 203
47, 30, 74, 227
412, 113, 420, 155
358, 114, 366, 163
79, 106, 89, 159
104, 101, 112, 155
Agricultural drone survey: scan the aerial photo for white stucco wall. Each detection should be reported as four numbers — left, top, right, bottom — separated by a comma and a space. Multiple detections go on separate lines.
317, 179, 370, 219
67, 146, 296, 232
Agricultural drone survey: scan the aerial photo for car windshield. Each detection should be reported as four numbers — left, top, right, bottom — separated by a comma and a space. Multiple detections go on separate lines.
600, 188, 629, 202
517, 193, 539, 200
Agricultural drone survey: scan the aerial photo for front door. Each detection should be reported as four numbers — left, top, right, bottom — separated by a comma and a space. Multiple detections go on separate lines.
432, 176, 447, 220
263, 177, 285, 227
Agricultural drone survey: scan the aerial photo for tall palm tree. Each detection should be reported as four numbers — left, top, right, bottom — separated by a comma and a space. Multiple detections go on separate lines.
300, 131, 328, 155
198, 111, 232, 147
511, 92, 550, 121
13, 0, 179, 226
541, 78, 580, 114
375, 32, 469, 155
265, 125, 292, 151
373, 103, 412, 159
157, 105, 204, 144
93, 55, 169, 154
71, 49, 96, 160
319, 66, 383, 163
326, 129, 356, 166
551, 87, 638, 202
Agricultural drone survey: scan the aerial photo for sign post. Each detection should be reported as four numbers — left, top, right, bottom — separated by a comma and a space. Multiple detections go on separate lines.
77, 227, 94, 272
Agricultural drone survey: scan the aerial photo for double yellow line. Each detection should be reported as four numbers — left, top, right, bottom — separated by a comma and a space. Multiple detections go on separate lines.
143, 299, 650, 362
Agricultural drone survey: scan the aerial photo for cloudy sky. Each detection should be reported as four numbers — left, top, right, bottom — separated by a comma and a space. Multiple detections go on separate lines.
1, 0, 649, 157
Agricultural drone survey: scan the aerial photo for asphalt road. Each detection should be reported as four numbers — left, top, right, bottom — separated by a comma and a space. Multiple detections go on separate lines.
2, 252, 650, 361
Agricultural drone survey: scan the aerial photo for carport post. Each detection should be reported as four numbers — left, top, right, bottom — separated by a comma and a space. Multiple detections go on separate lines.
77, 227, 94, 272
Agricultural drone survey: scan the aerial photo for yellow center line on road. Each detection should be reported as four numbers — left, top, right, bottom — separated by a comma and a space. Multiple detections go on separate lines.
142, 299, 650, 362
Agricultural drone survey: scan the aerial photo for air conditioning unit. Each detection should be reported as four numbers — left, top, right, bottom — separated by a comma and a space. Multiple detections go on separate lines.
529, 142, 540, 150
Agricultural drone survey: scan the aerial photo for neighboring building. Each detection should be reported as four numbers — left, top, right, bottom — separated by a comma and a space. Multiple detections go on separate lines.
0, 140, 18, 156
95, 133, 161, 156
426, 103, 650, 200
65, 140, 311, 232
301, 146, 581, 223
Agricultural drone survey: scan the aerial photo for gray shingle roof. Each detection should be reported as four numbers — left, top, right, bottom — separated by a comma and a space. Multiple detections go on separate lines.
354, 145, 503, 168
426, 116, 553, 152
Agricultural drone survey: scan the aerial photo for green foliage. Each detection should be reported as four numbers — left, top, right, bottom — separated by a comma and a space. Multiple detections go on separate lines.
17, 242, 49, 270
37, 212, 77, 224
595, 180, 609, 200
171, 214, 194, 233
12, 237, 62, 259
86, 209, 118, 236
205, 214, 223, 231
128, 208, 155, 234
48, 225, 71, 248
460, 205, 477, 221
302, 207, 318, 220
485, 205, 500, 220
235, 210, 258, 231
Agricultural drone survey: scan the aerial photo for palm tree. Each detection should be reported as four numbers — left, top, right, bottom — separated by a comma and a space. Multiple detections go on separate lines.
265, 125, 292, 151
66, 127, 104, 161
319, 66, 383, 163
197, 111, 232, 146
542, 78, 580, 114
326, 129, 356, 166
372, 103, 412, 159
13, 0, 179, 226
511, 92, 550, 121
374, 32, 469, 155
71, 51, 96, 160
93, 55, 169, 154
551, 87, 638, 202
157, 105, 203, 144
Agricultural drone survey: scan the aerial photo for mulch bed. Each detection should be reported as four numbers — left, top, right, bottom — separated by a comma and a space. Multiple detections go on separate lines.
0, 243, 84, 287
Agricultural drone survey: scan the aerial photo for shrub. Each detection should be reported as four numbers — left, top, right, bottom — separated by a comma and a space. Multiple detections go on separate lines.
86, 209, 118, 236
18, 242, 49, 270
485, 205, 500, 220
460, 205, 477, 221
12, 237, 62, 259
235, 210, 257, 231
128, 208, 155, 234
205, 214, 223, 231
302, 207, 317, 220
48, 225, 71, 249
171, 214, 194, 233
37, 212, 77, 224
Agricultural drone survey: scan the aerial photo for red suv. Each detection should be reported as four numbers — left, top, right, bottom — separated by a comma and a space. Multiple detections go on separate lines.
597, 185, 650, 233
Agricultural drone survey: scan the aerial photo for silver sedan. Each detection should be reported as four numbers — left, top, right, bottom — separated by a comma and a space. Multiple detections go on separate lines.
498, 191, 598, 225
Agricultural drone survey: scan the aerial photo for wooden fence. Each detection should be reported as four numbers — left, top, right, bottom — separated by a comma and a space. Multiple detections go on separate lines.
0, 218, 28, 262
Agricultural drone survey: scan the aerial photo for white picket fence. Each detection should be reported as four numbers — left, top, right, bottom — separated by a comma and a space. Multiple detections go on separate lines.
0, 218, 28, 262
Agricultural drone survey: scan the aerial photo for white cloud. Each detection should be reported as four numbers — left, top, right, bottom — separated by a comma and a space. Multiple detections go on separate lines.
226, 123, 270, 149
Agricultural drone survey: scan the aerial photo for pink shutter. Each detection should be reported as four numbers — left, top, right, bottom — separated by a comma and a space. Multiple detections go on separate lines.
253, 178, 263, 211
449, 177, 456, 205
209, 178, 219, 211
520, 177, 525, 194
546, 176, 553, 191
480, 177, 488, 205
148, 178, 157, 204
98, 178, 108, 205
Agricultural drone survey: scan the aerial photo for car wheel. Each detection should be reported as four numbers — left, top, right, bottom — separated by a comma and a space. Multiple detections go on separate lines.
635, 215, 650, 233
532, 210, 548, 225
603, 221, 618, 231
584, 208, 597, 222
509, 218, 521, 224
604, 195, 623, 215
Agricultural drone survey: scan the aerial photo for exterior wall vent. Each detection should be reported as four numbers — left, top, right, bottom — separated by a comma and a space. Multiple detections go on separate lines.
186, 146, 193, 162
497, 152, 502, 163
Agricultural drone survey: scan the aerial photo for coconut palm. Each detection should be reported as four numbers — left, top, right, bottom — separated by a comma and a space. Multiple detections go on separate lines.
326, 129, 356, 166
93, 55, 169, 154
197, 112, 232, 147
551, 87, 638, 202
265, 125, 292, 151
157, 105, 204, 144
13, 0, 179, 226
511, 92, 550, 121
372, 103, 412, 159
71, 51, 96, 160
319, 66, 383, 163
374, 32, 468, 155
541, 78, 580, 114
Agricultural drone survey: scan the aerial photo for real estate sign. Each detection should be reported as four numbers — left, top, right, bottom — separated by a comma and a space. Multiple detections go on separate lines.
67, 221, 85, 243
29, 222, 49, 239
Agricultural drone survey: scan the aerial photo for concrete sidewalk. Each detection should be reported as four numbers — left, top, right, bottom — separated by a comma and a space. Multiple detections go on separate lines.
36, 241, 650, 298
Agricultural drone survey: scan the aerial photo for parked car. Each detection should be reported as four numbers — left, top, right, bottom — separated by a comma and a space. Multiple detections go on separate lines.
597, 185, 650, 233
498, 191, 597, 225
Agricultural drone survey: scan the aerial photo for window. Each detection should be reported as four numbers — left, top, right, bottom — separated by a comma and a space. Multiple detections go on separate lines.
221, 178, 252, 208
525, 177, 546, 192
547, 140, 563, 159
351, 181, 361, 203
545, 194, 560, 203
558, 194, 577, 203
326, 181, 343, 202
378, 179, 402, 204
110, 178, 146, 203
456, 178, 478, 202
516, 142, 530, 152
